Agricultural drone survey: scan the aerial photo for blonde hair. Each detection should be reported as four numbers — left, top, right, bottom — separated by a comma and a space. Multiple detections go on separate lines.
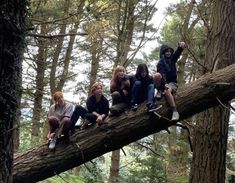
112, 66, 125, 81
53, 91, 63, 102
91, 82, 103, 94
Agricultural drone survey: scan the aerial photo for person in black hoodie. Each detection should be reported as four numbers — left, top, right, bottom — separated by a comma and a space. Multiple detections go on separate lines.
154, 42, 186, 121
131, 64, 157, 112
70, 82, 109, 133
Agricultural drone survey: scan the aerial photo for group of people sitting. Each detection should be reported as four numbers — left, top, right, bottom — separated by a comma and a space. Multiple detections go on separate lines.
46, 42, 186, 150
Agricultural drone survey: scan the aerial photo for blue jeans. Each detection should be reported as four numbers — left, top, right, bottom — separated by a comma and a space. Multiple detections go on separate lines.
131, 80, 155, 105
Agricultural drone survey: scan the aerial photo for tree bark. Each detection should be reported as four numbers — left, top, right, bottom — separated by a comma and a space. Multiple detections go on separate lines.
13, 63, 235, 183
31, 23, 48, 139
190, 1, 235, 183
0, 0, 26, 182
108, 149, 120, 183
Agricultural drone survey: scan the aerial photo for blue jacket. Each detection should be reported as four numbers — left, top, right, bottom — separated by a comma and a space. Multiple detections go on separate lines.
157, 45, 183, 83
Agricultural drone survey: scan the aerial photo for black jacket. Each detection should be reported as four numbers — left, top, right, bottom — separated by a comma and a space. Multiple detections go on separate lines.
86, 95, 109, 117
157, 45, 183, 83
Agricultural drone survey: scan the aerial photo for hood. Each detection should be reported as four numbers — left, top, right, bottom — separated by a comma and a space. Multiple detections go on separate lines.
160, 45, 174, 58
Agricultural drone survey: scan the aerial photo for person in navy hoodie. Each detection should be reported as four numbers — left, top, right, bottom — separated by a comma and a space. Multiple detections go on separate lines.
154, 42, 186, 121
70, 82, 109, 133
131, 63, 157, 112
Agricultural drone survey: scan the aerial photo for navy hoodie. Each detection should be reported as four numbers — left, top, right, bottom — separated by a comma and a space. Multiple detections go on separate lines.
157, 45, 183, 83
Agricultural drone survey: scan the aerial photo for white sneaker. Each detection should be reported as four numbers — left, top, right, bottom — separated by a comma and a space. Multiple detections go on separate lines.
171, 111, 180, 121
48, 138, 57, 150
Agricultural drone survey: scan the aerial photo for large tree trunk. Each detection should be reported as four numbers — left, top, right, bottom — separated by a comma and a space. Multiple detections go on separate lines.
13, 64, 235, 182
108, 149, 120, 183
0, 0, 26, 182
31, 23, 48, 139
190, 1, 235, 183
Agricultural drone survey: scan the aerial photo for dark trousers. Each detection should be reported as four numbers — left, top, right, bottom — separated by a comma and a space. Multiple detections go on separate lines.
70, 105, 97, 133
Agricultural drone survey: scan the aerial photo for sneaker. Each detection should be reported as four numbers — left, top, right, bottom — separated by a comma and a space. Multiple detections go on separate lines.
131, 104, 138, 111
48, 138, 57, 150
147, 103, 162, 112
171, 111, 180, 121
81, 119, 89, 129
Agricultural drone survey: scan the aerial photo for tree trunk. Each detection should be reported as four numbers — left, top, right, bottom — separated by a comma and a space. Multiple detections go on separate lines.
190, 1, 235, 183
0, 0, 26, 182
108, 149, 120, 183
31, 23, 48, 139
13, 64, 235, 182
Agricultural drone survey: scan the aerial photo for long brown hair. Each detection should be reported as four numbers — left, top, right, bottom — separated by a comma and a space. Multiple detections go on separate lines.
110, 66, 130, 92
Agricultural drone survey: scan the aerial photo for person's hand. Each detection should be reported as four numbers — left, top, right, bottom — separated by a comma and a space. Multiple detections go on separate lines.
123, 89, 128, 96
47, 132, 55, 140
96, 115, 103, 124
164, 84, 170, 90
179, 42, 186, 49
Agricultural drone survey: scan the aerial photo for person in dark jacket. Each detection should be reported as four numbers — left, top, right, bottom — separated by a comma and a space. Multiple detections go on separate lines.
70, 82, 109, 133
131, 64, 157, 112
154, 42, 186, 121
110, 66, 131, 116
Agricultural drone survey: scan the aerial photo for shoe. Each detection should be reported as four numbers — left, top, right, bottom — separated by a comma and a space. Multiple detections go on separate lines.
81, 119, 89, 129
131, 104, 138, 111
147, 103, 162, 112
171, 111, 180, 121
156, 91, 162, 100
48, 138, 57, 150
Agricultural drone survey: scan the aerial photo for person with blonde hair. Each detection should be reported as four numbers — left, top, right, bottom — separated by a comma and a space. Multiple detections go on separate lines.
110, 66, 132, 116
47, 91, 74, 150
70, 82, 109, 133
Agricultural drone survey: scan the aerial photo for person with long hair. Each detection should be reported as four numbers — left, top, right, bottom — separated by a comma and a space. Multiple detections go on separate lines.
110, 66, 132, 116
69, 82, 109, 133
131, 64, 157, 112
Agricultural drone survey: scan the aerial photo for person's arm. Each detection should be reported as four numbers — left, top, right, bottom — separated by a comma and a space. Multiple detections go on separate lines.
86, 96, 96, 112
63, 102, 74, 118
172, 42, 186, 63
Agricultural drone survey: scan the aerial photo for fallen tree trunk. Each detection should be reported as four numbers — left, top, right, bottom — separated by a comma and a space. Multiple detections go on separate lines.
13, 64, 235, 182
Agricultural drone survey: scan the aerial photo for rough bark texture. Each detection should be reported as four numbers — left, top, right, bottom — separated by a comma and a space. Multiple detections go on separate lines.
190, 1, 235, 183
31, 23, 48, 138
108, 149, 120, 183
13, 63, 235, 183
0, 0, 26, 182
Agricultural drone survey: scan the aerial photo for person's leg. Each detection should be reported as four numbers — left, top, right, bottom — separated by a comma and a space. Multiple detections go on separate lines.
47, 116, 59, 149
153, 73, 165, 100
48, 116, 59, 138
131, 80, 142, 110
111, 91, 122, 105
70, 105, 88, 133
56, 117, 71, 138
147, 83, 155, 105
164, 83, 179, 121
153, 72, 162, 88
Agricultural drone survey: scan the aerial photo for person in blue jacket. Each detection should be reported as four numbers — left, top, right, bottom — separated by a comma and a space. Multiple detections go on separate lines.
70, 82, 109, 133
154, 42, 186, 121
131, 63, 157, 112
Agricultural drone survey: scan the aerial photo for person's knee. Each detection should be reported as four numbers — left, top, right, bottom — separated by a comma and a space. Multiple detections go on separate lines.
111, 91, 121, 99
134, 80, 142, 87
48, 116, 58, 125
154, 73, 162, 84
74, 105, 83, 112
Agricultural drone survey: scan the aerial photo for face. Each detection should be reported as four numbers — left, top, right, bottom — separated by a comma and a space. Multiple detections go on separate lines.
164, 49, 172, 58
117, 70, 125, 78
141, 70, 147, 78
93, 85, 103, 96
55, 96, 64, 107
